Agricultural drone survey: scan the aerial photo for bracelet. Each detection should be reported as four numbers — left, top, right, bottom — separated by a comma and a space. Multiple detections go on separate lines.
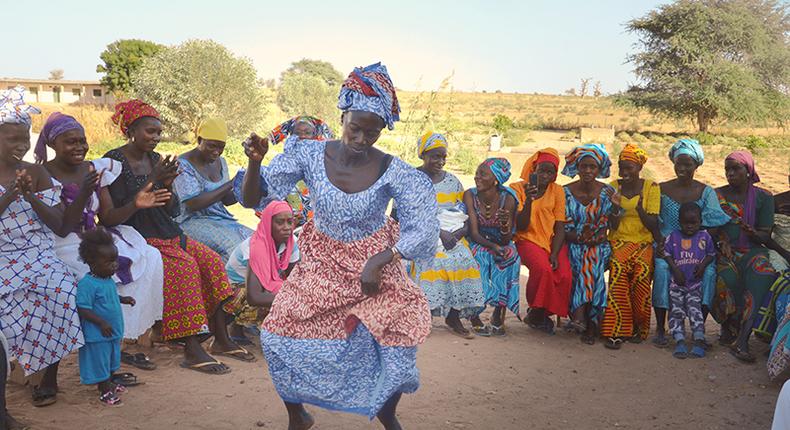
391, 246, 402, 261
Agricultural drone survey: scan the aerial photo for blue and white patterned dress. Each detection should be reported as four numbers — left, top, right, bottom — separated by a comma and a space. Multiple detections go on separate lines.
257, 139, 438, 418
0, 185, 83, 375
175, 156, 253, 262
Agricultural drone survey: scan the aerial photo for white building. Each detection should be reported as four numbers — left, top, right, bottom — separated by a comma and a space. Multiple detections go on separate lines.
0, 78, 115, 105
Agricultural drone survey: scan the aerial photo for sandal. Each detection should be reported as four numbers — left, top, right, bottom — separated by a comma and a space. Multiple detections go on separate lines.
113, 383, 127, 394
729, 346, 756, 364
471, 325, 491, 337
490, 325, 506, 337
448, 324, 475, 340
604, 337, 623, 350
99, 390, 123, 406
180, 360, 231, 375
651, 334, 669, 348
673, 342, 688, 359
121, 352, 157, 370
31, 385, 57, 407
111, 372, 142, 387
209, 339, 256, 362
580, 334, 596, 345
627, 334, 643, 344
690, 345, 706, 358
569, 320, 587, 334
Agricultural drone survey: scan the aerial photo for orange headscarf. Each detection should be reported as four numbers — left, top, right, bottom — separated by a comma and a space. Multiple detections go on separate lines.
619, 143, 648, 166
519, 147, 560, 181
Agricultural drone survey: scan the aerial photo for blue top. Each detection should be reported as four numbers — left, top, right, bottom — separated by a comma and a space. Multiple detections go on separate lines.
658, 185, 730, 237
75, 273, 124, 343
175, 156, 236, 223
262, 139, 439, 261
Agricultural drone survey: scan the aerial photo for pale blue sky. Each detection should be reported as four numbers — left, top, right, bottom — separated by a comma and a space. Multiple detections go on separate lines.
5, 0, 668, 94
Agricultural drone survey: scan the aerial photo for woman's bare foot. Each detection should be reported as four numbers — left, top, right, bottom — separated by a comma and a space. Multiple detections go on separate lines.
285, 402, 314, 430
182, 336, 228, 374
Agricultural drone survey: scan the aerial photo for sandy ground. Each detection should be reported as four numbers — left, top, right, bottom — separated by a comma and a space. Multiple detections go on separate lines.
5, 306, 781, 430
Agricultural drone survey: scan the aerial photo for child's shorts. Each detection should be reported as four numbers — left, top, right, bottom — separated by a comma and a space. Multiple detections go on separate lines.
79, 340, 121, 385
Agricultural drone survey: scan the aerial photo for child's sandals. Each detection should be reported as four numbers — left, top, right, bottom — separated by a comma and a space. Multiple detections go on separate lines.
99, 391, 122, 406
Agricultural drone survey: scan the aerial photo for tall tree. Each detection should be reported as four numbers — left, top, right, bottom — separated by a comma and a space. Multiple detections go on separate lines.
276, 73, 338, 124
280, 58, 343, 87
619, 0, 789, 132
132, 39, 266, 139
96, 39, 164, 95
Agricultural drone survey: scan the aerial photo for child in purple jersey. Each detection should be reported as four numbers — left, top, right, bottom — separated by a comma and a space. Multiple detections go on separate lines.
663, 202, 716, 359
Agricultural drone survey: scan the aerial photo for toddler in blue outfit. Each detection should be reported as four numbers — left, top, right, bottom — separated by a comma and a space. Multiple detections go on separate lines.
76, 228, 135, 406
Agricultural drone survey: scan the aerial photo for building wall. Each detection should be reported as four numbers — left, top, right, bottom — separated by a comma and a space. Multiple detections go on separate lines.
1, 80, 115, 106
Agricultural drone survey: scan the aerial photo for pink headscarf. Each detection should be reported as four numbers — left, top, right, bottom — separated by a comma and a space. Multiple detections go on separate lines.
726, 150, 760, 183
249, 201, 295, 294
725, 150, 760, 249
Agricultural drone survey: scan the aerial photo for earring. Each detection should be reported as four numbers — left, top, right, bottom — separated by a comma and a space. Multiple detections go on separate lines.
131, 136, 136, 143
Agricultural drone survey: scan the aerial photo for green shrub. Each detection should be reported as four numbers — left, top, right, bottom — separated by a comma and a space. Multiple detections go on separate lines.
492, 114, 514, 135
745, 135, 768, 152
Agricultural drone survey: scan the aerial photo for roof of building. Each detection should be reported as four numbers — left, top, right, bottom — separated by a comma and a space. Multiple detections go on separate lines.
0, 77, 102, 85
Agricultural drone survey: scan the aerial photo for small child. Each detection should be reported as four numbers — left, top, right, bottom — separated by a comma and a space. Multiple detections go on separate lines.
76, 228, 135, 406
663, 202, 716, 359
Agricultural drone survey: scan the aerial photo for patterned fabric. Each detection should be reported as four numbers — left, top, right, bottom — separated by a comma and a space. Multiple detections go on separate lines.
35, 112, 84, 162
712, 188, 778, 330
755, 271, 790, 338
338, 62, 400, 130
564, 184, 614, 320
261, 220, 429, 417
601, 241, 653, 339
723, 153, 764, 250
517, 240, 571, 317
0, 86, 40, 126
416, 132, 448, 157
653, 187, 730, 309
410, 173, 484, 318
669, 282, 705, 341
768, 280, 790, 380
482, 158, 518, 201
769, 214, 790, 272
196, 117, 227, 142
467, 188, 521, 316
511, 182, 565, 252
262, 140, 438, 261
618, 143, 648, 166
145, 237, 233, 341
269, 116, 333, 145
111, 99, 160, 134
668, 138, 704, 165
0, 185, 83, 375
608, 179, 661, 243
562, 144, 612, 179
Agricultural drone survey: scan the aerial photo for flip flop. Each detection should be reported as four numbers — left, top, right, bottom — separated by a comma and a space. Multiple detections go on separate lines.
627, 334, 644, 344
180, 360, 231, 375
31, 386, 57, 407
729, 346, 756, 364
580, 334, 596, 345
652, 334, 669, 348
673, 342, 688, 359
690, 345, 706, 358
448, 324, 475, 340
212, 347, 256, 362
121, 352, 157, 370
471, 325, 491, 337
99, 390, 123, 407
490, 325, 506, 337
111, 372, 142, 387
604, 337, 623, 350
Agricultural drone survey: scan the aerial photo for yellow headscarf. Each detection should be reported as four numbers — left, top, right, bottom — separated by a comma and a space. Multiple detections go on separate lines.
619, 143, 648, 166
519, 147, 560, 181
197, 118, 228, 142
417, 131, 448, 157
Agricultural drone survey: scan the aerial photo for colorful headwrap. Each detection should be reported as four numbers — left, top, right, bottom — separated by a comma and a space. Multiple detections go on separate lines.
269, 115, 333, 144
34, 112, 85, 163
249, 201, 295, 294
668, 138, 704, 166
726, 150, 760, 184
0, 86, 41, 127
520, 147, 560, 181
562, 143, 612, 179
112, 99, 160, 135
197, 118, 228, 142
482, 157, 519, 201
338, 62, 400, 130
619, 143, 648, 166
417, 132, 448, 157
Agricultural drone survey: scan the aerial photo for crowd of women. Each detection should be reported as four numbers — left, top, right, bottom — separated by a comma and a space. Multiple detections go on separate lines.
0, 59, 789, 429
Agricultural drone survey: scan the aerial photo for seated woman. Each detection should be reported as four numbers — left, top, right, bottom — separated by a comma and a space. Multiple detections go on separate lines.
244, 201, 299, 310
408, 132, 484, 338
653, 139, 730, 347
0, 86, 83, 407
101, 100, 253, 374
463, 158, 520, 336
601, 144, 661, 349
175, 118, 252, 262
224, 201, 300, 343
765, 170, 790, 380
38, 112, 164, 373
562, 144, 619, 345
713, 151, 778, 363
511, 147, 571, 334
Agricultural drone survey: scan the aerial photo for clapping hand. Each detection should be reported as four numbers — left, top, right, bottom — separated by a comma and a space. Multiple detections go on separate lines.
120, 296, 136, 306
134, 183, 172, 209
79, 165, 102, 197
152, 155, 179, 187
243, 133, 269, 163
15, 169, 34, 200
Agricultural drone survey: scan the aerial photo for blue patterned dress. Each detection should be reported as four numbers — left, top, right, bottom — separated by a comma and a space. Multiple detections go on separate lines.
467, 188, 521, 316
0, 185, 83, 375
564, 185, 614, 321
175, 156, 253, 262
258, 139, 438, 418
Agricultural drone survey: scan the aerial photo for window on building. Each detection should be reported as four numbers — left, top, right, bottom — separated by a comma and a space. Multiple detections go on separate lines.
93, 89, 102, 97
28, 87, 38, 94
72, 88, 82, 96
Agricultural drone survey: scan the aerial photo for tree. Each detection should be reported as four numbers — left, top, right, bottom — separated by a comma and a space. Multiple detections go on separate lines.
96, 39, 164, 95
579, 78, 592, 98
280, 58, 343, 87
565, 88, 577, 96
49, 69, 64, 80
593, 81, 602, 98
132, 39, 266, 139
276, 73, 338, 124
619, 0, 790, 132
